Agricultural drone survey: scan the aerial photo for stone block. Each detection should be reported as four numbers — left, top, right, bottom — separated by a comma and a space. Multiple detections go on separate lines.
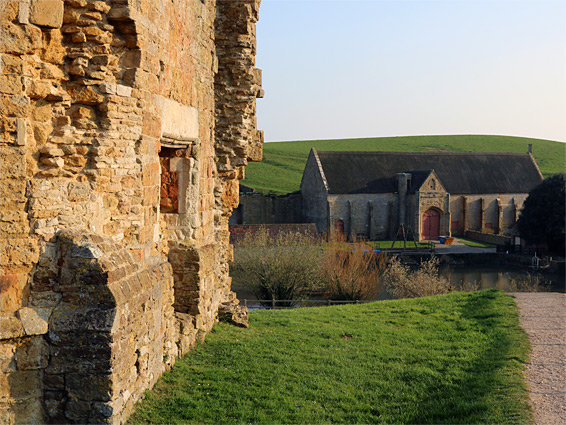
16, 1, 30, 24
14, 336, 48, 370
65, 398, 91, 421
66, 373, 112, 401
9, 396, 44, 424
16, 307, 49, 336
0, 314, 24, 340
155, 95, 198, 143
0, 341, 16, 371
4, 370, 41, 399
29, 0, 64, 29
50, 307, 116, 333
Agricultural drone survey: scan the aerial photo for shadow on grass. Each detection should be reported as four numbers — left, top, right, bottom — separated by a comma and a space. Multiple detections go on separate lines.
404, 290, 532, 424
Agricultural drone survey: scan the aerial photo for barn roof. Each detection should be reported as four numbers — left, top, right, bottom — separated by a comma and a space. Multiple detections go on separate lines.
313, 150, 543, 194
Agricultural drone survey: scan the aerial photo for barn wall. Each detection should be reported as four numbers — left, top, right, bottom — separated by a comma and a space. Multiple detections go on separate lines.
300, 149, 329, 233
450, 194, 526, 236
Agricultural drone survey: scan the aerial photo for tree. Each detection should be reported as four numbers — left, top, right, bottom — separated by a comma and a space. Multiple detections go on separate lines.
517, 174, 565, 255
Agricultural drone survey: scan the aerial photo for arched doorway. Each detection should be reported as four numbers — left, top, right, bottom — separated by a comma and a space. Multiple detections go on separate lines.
422, 209, 440, 240
334, 220, 345, 241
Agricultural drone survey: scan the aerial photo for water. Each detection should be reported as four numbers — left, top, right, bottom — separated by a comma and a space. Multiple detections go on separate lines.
232, 264, 565, 305
438, 265, 565, 293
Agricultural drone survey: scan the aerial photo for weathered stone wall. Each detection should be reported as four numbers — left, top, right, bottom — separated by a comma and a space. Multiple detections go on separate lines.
229, 191, 303, 225
450, 194, 525, 236
465, 230, 513, 246
327, 193, 397, 240
0, 0, 262, 422
300, 148, 330, 233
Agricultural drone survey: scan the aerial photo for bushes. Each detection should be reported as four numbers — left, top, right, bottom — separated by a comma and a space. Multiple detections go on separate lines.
232, 228, 452, 303
383, 256, 451, 298
321, 242, 387, 300
232, 228, 323, 306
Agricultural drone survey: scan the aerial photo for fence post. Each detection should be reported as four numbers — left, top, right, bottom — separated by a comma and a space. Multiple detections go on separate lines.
244, 299, 247, 308
272, 298, 276, 309
327, 299, 331, 306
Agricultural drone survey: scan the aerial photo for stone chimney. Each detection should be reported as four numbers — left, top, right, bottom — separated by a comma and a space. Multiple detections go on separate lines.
396, 173, 411, 226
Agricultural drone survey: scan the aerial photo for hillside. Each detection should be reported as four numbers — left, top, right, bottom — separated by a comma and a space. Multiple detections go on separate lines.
242, 135, 565, 195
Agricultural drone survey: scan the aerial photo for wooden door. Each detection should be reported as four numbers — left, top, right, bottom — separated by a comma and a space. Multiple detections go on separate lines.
422, 209, 440, 240
334, 220, 345, 241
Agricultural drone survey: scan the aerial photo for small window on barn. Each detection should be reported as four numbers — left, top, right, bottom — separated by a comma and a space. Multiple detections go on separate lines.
430, 179, 436, 190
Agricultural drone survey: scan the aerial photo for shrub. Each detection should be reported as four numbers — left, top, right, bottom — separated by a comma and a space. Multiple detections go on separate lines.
517, 173, 565, 255
507, 273, 551, 292
321, 242, 387, 300
383, 256, 450, 298
232, 228, 323, 307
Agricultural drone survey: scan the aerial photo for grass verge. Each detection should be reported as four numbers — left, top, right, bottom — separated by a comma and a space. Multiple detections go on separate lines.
129, 290, 532, 424
456, 237, 496, 248
368, 240, 431, 249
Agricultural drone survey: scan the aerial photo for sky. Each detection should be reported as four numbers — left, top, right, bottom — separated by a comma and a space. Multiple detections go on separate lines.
255, 0, 566, 143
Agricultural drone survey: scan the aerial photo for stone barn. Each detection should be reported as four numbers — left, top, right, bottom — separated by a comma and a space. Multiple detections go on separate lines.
0, 0, 262, 423
301, 148, 543, 241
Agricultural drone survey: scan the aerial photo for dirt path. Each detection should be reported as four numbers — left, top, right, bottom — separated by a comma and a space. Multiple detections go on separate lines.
511, 293, 566, 425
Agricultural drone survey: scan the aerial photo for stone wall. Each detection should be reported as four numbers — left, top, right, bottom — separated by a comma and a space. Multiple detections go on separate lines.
300, 148, 330, 233
450, 194, 524, 236
0, 0, 262, 422
465, 230, 513, 246
229, 191, 303, 225
327, 193, 397, 240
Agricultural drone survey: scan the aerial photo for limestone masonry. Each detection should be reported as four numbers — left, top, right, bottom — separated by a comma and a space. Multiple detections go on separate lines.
0, 0, 262, 422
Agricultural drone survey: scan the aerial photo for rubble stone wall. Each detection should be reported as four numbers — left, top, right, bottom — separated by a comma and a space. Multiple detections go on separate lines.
0, 0, 262, 423
229, 192, 303, 225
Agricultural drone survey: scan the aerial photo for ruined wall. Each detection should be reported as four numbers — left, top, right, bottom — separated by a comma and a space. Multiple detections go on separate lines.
0, 0, 261, 422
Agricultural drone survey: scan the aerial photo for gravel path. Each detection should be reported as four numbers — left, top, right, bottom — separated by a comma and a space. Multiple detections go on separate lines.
512, 293, 566, 425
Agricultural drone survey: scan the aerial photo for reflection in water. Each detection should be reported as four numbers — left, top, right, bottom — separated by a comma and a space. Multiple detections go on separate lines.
439, 265, 565, 293
232, 264, 565, 304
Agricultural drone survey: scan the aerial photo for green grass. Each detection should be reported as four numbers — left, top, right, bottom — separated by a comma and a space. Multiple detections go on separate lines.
456, 237, 496, 249
368, 240, 431, 249
129, 290, 532, 424
243, 135, 565, 194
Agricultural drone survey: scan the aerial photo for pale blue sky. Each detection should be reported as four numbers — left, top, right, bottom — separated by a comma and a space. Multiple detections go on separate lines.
255, 0, 566, 142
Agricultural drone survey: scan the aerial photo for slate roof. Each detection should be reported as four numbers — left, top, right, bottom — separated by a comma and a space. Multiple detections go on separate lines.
314, 150, 543, 194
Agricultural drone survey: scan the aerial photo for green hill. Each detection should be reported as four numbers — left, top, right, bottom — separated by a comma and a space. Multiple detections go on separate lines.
242, 135, 565, 195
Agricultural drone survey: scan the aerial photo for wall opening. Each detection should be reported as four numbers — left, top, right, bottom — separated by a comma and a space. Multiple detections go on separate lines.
422, 208, 440, 240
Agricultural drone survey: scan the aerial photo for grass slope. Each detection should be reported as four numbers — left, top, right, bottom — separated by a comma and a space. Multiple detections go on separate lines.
129, 290, 532, 424
243, 135, 565, 194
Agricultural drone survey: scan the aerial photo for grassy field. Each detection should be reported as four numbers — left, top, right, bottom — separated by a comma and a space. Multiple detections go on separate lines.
129, 290, 532, 424
456, 237, 496, 249
243, 135, 565, 194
